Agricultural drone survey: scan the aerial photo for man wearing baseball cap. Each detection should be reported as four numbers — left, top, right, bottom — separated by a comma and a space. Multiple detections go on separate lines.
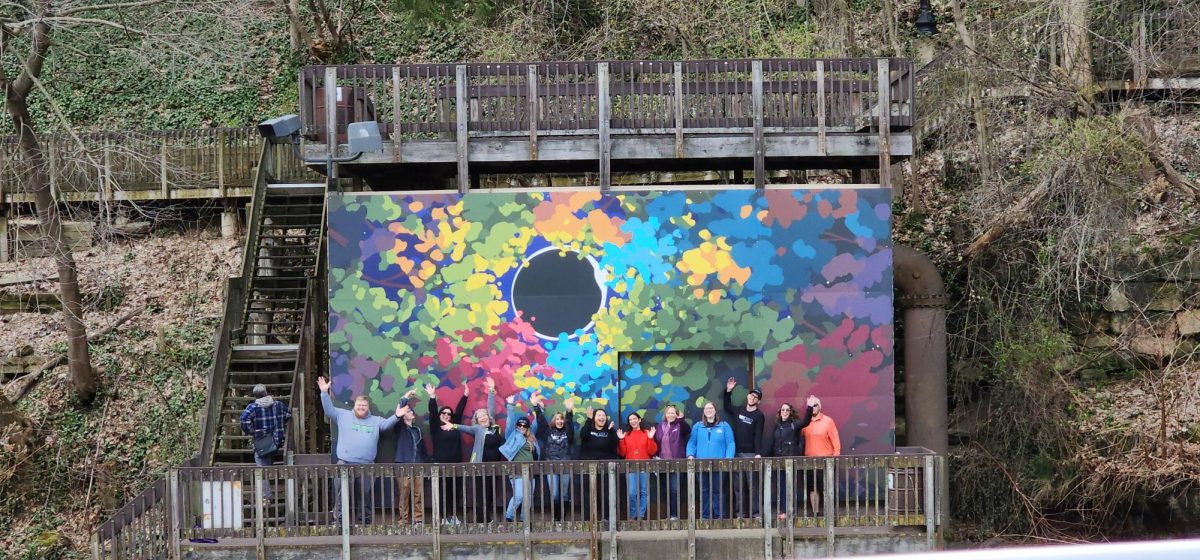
724, 377, 767, 519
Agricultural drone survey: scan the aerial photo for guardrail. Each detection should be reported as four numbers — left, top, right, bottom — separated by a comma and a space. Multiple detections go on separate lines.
92, 450, 943, 559
299, 58, 915, 145
0, 128, 321, 204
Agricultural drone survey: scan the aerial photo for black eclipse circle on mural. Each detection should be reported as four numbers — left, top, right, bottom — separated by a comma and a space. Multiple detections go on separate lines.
511, 249, 604, 340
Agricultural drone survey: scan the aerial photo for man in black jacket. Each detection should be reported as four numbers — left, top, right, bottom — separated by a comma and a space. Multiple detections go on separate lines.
393, 390, 425, 524
724, 377, 766, 519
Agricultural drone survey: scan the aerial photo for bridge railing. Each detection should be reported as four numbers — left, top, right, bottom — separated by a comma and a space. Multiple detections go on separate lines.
92, 449, 943, 559
0, 127, 321, 204
298, 58, 914, 147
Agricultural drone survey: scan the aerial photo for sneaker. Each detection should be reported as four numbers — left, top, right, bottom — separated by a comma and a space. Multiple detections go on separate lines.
669, 516, 679, 521
451, 516, 461, 525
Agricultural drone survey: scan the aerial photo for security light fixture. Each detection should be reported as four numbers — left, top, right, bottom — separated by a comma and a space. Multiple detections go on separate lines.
915, 0, 938, 36
255, 113, 384, 191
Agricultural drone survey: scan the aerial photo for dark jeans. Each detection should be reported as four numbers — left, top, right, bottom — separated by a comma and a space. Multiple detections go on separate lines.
732, 453, 760, 517
661, 472, 681, 518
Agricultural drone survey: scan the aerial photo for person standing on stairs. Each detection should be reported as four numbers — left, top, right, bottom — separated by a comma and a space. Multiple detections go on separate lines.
239, 384, 292, 499
318, 376, 405, 525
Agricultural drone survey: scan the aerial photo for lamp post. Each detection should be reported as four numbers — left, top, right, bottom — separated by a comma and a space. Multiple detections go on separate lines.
256, 114, 383, 192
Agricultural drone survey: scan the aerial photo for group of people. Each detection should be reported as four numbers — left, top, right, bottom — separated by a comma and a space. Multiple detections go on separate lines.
237, 375, 840, 525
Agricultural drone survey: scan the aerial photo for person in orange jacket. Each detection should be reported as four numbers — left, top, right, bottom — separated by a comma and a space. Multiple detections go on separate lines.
801, 396, 841, 515
618, 412, 658, 520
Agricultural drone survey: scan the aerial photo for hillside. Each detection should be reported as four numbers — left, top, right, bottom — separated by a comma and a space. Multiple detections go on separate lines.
2, 0, 1200, 555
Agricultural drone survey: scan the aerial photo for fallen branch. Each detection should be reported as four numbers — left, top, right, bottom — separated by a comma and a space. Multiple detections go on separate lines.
961, 176, 1054, 264
1125, 105, 1200, 200
5, 305, 145, 403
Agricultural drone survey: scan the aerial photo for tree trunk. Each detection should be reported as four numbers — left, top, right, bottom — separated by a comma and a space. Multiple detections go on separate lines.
1060, 0, 1094, 102
881, 0, 901, 58
950, 0, 995, 182
4, 99, 96, 406
281, 0, 311, 53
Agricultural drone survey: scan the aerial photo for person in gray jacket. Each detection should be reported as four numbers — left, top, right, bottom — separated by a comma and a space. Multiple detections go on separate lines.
318, 376, 406, 525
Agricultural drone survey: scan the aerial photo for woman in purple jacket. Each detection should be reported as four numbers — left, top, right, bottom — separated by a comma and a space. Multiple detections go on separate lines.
653, 404, 691, 520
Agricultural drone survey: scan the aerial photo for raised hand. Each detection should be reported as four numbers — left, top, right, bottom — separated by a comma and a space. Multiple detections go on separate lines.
404, 389, 417, 401
726, 377, 736, 392
564, 397, 575, 412
585, 406, 593, 418
317, 376, 331, 393
424, 383, 436, 398
485, 377, 496, 393
506, 394, 517, 405
462, 380, 470, 397
647, 426, 656, 439
396, 404, 411, 417
806, 395, 817, 407
617, 429, 626, 439
530, 391, 545, 407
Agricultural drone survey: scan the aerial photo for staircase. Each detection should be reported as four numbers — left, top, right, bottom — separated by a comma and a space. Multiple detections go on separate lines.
207, 142, 327, 465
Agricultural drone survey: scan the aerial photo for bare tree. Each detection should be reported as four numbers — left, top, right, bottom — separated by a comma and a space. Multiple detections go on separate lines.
1, 0, 257, 406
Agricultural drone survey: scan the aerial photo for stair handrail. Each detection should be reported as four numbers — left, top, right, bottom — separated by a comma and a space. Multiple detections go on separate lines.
235, 140, 274, 339
198, 277, 245, 465
283, 181, 327, 457
90, 476, 169, 559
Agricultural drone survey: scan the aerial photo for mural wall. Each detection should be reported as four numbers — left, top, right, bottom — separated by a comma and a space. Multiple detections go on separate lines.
327, 187, 896, 454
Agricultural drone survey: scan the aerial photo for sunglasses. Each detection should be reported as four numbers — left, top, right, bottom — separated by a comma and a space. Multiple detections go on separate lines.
440, 411, 452, 415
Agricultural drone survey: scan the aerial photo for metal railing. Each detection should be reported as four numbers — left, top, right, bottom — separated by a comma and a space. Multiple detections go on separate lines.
299, 58, 915, 145
93, 449, 943, 559
0, 127, 321, 204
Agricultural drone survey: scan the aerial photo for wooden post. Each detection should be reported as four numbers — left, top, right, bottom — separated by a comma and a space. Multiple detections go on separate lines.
254, 468, 265, 560
817, 61, 827, 156
1133, 15, 1148, 88
217, 131, 227, 198
103, 137, 114, 200
598, 62, 611, 191
392, 66, 403, 163
340, 468, 351, 560
752, 60, 765, 189
528, 64, 539, 160
686, 460, 696, 560
785, 458, 795, 557
762, 461, 773, 559
160, 137, 169, 199
324, 67, 338, 155
522, 464, 533, 560
877, 59, 892, 188
825, 457, 836, 552
674, 62, 685, 159
607, 461, 618, 560
168, 470, 182, 560
431, 466, 442, 560
925, 454, 937, 550
0, 206, 9, 263
455, 64, 469, 195
47, 139, 58, 200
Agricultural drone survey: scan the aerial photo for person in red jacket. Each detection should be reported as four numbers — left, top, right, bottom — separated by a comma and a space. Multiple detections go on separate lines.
618, 412, 658, 520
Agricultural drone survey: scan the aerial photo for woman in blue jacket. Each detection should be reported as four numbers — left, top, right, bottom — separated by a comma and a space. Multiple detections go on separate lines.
686, 401, 736, 519
500, 392, 542, 522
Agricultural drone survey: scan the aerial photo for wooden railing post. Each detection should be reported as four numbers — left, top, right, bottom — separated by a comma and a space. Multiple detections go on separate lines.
607, 461, 618, 560
160, 137, 169, 199
217, 130, 227, 198
392, 66, 403, 163
522, 463, 533, 560
686, 460, 696, 560
324, 67, 338, 155
597, 62, 611, 191
103, 137, 114, 200
528, 64, 539, 160
340, 467, 351, 560
816, 61, 827, 156
431, 466, 442, 560
674, 61, 684, 159
751, 60, 765, 188
0, 206, 9, 264
877, 59, 892, 188
254, 468, 265, 560
168, 470, 182, 560
455, 64, 469, 195
47, 138, 59, 201
824, 457, 836, 551
785, 458, 796, 557
762, 460, 773, 559
925, 454, 936, 550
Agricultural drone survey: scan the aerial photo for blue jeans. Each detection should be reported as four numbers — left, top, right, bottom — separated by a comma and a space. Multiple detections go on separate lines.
700, 472, 725, 519
546, 473, 571, 502
627, 472, 649, 519
505, 475, 534, 521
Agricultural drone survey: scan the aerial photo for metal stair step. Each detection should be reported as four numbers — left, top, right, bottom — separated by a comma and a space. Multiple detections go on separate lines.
266, 183, 326, 195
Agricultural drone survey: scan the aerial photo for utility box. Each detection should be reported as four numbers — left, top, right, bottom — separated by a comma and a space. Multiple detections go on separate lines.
887, 467, 924, 516
311, 87, 376, 144
201, 480, 244, 529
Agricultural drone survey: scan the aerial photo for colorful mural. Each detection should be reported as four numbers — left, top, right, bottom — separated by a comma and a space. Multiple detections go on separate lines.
327, 187, 896, 454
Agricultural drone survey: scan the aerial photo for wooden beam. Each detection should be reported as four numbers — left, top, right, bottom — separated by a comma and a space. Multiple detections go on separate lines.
598, 62, 611, 191
674, 62, 684, 159
217, 131, 227, 198
877, 59, 892, 189
160, 137, 169, 199
456, 64, 470, 195
0, 208, 9, 263
817, 61, 827, 156
324, 67, 338, 154
528, 64, 539, 160
392, 67, 403, 163
103, 138, 114, 201
752, 60, 765, 189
